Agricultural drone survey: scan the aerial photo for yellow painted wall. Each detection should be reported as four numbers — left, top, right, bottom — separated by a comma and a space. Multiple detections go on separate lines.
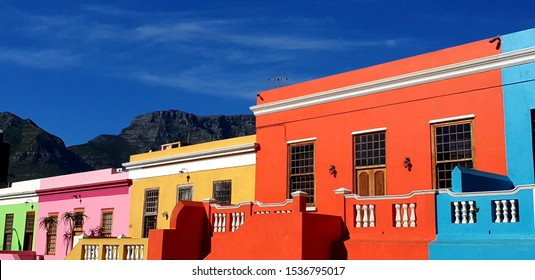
127, 135, 257, 238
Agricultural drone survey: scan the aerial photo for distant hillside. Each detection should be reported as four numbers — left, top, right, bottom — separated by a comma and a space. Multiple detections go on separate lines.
0, 112, 94, 182
0, 110, 256, 181
70, 110, 256, 169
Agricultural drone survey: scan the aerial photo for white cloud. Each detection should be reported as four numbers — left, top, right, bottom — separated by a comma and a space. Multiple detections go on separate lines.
0, 48, 79, 69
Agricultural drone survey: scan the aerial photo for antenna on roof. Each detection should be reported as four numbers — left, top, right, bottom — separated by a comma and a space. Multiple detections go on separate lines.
268, 77, 288, 88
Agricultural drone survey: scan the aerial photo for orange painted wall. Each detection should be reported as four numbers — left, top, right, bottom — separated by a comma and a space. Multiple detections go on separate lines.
255, 39, 506, 216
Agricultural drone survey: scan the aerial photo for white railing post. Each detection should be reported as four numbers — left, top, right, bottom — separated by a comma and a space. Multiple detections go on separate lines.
369, 205, 375, 227
501, 200, 509, 223
395, 204, 401, 227
231, 213, 237, 232
355, 205, 362, 228
402, 204, 409, 228
409, 203, 416, 227
461, 201, 468, 224
510, 200, 517, 223
453, 202, 460, 224
468, 201, 475, 224
494, 200, 502, 223
362, 205, 369, 227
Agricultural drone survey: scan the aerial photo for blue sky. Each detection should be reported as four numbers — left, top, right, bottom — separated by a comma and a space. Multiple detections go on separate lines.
1, 0, 535, 146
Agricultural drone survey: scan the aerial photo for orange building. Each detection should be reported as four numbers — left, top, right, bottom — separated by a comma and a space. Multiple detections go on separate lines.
251, 38, 507, 217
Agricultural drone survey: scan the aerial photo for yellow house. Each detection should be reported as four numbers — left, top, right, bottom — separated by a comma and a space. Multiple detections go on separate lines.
123, 135, 257, 238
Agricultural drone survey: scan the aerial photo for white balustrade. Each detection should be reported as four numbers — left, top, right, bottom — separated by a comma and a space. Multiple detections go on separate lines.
274, 210, 291, 213
126, 245, 144, 260
354, 204, 375, 228
494, 199, 518, 223
213, 213, 228, 233
395, 203, 417, 228
104, 245, 119, 260
452, 200, 477, 224
254, 211, 271, 214
83, 245, 99, 260
231, 212, 245, 232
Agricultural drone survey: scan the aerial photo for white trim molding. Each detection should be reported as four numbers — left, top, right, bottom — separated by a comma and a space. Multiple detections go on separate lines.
286, 137, 317, 144
250, 46, 535, 116
352, 127, 387, 135
429, 114, 475, 124
123, 143, 257, 170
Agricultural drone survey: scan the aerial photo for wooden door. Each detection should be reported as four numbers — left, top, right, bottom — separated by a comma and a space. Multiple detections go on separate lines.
357, 168, 386, 196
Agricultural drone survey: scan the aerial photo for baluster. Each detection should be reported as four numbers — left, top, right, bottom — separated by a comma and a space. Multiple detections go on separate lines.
501, 200, 509, 223
453, 202, 460, 224
363, 205, 369, 227
83, 245, 88, 260
222, 213, 227, 232
105, 246, 110, 260
395, 204, 401, 227
402, 204, 409, 227
140, 245, 144, 260
231, 213, 237, 232
213, 214, 218, 232
461, 201, 468, 224
369, 205, 375, 227
409, 203, 416, 227
355, 205, 362, 228
216, 213, 222, 232
468, 201, 475, 223
126, 245, 134, 260
510, 200, 517, 223
95, 245, 99, 260
494, 201, 502, 223
240, 212, 245, 228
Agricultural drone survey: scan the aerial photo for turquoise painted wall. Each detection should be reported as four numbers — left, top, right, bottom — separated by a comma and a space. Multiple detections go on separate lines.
0, 203, 38, 251
502, 28, 535, 185
429, 187, 535, 259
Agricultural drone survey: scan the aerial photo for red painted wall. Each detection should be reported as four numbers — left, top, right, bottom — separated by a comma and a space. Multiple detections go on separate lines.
206, 212, 344, 260
255, 39, 506, 216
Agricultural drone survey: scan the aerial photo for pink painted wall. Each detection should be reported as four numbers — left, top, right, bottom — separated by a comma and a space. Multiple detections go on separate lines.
36, 169, 131, 260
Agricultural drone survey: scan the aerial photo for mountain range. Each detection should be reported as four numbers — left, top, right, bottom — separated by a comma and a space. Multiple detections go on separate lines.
0, 110, 256, 182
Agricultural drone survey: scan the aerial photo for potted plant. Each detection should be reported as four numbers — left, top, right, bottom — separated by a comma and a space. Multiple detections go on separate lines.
61, 211, 89, 253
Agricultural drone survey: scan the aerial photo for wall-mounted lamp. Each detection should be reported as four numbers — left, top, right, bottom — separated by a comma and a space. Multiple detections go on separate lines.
73, 194, 82, 203
329, 165, 337, 177
489, 35, 501, 50
25, 199, 34, 209
179, 168, 191, 182
403, 157, 412, 171
161, 211, 168, 219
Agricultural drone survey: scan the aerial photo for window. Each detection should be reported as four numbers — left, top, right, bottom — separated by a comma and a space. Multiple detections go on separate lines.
142, 189, 159, 238
354, 131, 386, 196
213, 180, 231, 204
288, 142, 315, 204
46, 214, 58, 255
177, 185, 193, 202
432, 120, 474, 189
531, 109, 535, 180
73, 209, 85, 237
2, 214, 14, 250
100, 210, 113, 237
23, 211, 35, 251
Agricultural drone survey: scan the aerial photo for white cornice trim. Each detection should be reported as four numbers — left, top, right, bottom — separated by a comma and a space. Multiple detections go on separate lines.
250, 46, 535, 116
352, 127, 387, 135
123, 143, 257, 170
286, 137, 317, 144
437, 185, 535, 197
429, 114, 475, 124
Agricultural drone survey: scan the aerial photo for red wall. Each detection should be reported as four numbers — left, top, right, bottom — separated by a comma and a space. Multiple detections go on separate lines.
255, 39, 506, 216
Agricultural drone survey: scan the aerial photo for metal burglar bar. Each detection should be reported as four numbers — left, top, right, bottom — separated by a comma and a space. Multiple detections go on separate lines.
100, 210, 113, 237
355, 132, 386, 196
142, 189, 159, 238
289, 142, 315, 204
177, 185, 193, 202
213, 180, 231, 204
3, 214, 14, 250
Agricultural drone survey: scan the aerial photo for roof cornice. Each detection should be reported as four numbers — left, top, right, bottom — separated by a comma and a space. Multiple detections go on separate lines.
36, 179, 132, 197
250, 46, 535, 116
123, 143, 257, 170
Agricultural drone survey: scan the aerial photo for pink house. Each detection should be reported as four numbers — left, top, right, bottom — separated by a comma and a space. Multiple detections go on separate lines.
36, 169, 131, 260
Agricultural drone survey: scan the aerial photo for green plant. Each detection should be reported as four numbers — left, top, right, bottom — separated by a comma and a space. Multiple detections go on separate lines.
61, 211, 89, 252
38, 216, 58, 232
